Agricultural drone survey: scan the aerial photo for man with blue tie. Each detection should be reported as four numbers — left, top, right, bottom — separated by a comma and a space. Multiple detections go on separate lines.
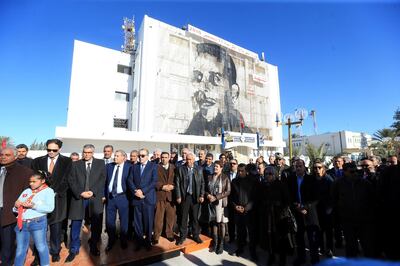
128, 148, 158, 251
105, 150, 132, 252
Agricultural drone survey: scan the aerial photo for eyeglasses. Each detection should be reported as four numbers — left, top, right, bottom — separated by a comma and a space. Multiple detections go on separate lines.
47, 149, 59, 152
139, 154, 147, 158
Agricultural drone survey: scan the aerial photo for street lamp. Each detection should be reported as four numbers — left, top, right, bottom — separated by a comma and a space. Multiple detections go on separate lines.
276, 108, 307, 159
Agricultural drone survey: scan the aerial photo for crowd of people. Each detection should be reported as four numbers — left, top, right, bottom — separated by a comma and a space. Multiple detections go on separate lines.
0, 140, 399, 266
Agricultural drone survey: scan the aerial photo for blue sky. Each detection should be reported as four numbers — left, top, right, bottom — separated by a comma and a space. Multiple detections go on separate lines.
1, 0, 399, 146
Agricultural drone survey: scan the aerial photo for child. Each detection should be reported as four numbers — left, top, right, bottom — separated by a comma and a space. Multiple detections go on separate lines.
14, 170, 55, 266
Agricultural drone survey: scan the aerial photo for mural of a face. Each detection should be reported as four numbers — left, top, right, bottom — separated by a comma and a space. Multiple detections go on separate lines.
192, 52, 226, 121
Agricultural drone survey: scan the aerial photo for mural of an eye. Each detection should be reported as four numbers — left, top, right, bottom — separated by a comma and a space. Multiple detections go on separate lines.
209, 72, 222, 86
193, 70, 203, 83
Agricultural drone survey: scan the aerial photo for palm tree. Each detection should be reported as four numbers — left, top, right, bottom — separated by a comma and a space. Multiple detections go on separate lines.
305, 143, 327, 166
373, 128, 396, 142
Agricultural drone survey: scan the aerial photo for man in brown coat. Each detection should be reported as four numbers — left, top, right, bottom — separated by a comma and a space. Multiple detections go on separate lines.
0, 147, 32, 266
153, 152, 176, 244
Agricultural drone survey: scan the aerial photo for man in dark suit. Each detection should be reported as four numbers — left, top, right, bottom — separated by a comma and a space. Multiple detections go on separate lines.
153, 152, 176, 244
31, 139, 72, 263
66, 144, 106, 262
128, 148, 158, 251
105, 150, 132, 251
288, 159, 320, 265
0, 147, 32, 266
175, 152, 205, 245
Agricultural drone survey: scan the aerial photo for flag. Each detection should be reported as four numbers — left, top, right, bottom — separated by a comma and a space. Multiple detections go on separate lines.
1, 138, 6, 149
221, 127, 226, 150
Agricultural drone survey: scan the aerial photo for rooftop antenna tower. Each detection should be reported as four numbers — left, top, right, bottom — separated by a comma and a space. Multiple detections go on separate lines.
122, 17, 135, 54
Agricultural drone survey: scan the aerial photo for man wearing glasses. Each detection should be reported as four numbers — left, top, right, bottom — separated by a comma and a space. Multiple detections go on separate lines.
66, 144, 106, 262
128, 148, 158, 251
31, 139, 72, 264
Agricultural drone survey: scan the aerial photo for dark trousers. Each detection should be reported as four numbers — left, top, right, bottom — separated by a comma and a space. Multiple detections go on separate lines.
227, 205, 236, 241
179, 195, 200, 239
133, 201, 155, 244
295, 224, 320, 264
342, 223, 375, 258
49, 221, 63, 255
70, 200, 102, 254
0, 218, 16, 266
154, 200, 176, 240
235, 211, 256, 251
106, 194, 129, 245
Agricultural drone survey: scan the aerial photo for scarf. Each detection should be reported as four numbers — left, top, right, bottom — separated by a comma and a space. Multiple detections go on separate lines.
17, 184, 48, 230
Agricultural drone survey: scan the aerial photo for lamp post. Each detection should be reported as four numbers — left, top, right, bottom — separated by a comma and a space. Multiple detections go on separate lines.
276, 108, 307, 159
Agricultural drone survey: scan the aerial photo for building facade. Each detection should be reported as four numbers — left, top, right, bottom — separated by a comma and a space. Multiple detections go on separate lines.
286, 130, 372, 157
56, 15, 285, 161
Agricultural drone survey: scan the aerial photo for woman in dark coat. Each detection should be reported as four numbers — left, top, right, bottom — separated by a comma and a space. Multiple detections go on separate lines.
262, 166, 291, 266
312, 159, 334, 258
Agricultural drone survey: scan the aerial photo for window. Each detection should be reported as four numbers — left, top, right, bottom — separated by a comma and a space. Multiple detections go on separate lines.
113, 118, 128, 129
117, 64, 132, 75
115, 91, 129, 102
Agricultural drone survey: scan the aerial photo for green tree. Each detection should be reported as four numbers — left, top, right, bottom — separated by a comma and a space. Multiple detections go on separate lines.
305, 143, 327, 167
30, 139, 46, 150
392, 108, 400, 135
372, 128, 396, 142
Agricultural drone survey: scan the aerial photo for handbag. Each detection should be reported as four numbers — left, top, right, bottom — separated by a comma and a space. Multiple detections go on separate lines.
198, 203, 216, 224
280, 206, 297, 233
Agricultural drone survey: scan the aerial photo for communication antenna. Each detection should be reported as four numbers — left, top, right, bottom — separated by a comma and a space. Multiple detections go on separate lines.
122, 17, 135, 54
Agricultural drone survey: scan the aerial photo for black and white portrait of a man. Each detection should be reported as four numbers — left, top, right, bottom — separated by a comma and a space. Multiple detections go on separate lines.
185, 43, 252, 136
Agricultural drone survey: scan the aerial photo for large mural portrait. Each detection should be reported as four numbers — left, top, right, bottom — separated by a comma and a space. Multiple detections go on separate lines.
153, 27, 272, 138
185, 43, 251, 136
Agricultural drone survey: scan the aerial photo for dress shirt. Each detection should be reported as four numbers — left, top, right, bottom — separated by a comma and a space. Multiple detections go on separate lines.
47, 155, 59, 171
108, 162, 124, 194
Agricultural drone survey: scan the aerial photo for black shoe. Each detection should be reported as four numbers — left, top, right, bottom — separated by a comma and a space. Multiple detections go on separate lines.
30, 257, 40, 266
90, 247, 100, 256
326, 249, 334, 258
65, 252, 76, 263
51, 254, 61, 262
176, 237, 185, 246
193, 236, 203, 244
145, 241, 152, 251
105, 244, 113, 252
167, 236, 175, 242
216, 244, 223, 255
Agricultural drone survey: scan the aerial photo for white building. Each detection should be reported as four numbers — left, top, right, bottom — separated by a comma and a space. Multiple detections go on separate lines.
56, 15, 285, 161
286, 130, 372, 157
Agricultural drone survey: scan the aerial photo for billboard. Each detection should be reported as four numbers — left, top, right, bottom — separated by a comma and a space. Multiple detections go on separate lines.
152, 24, 273, 138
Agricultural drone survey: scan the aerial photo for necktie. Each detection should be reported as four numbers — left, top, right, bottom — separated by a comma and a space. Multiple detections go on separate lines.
140, 164, 145, 176
111, 166, 120, 197
187, 167, 193, 195
49, 158, 55, 174
85, 162, 91, 191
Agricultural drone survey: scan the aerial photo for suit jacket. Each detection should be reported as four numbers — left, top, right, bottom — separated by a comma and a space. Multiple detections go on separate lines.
287, 173, 319, 227
104, 162, 132, 199
175, 164, 205, 201
68, 158, 106, 220
1, 163, 32, 226
128, 161, 158, 206
156, 164, 176, 202
32, 154, 72, 224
